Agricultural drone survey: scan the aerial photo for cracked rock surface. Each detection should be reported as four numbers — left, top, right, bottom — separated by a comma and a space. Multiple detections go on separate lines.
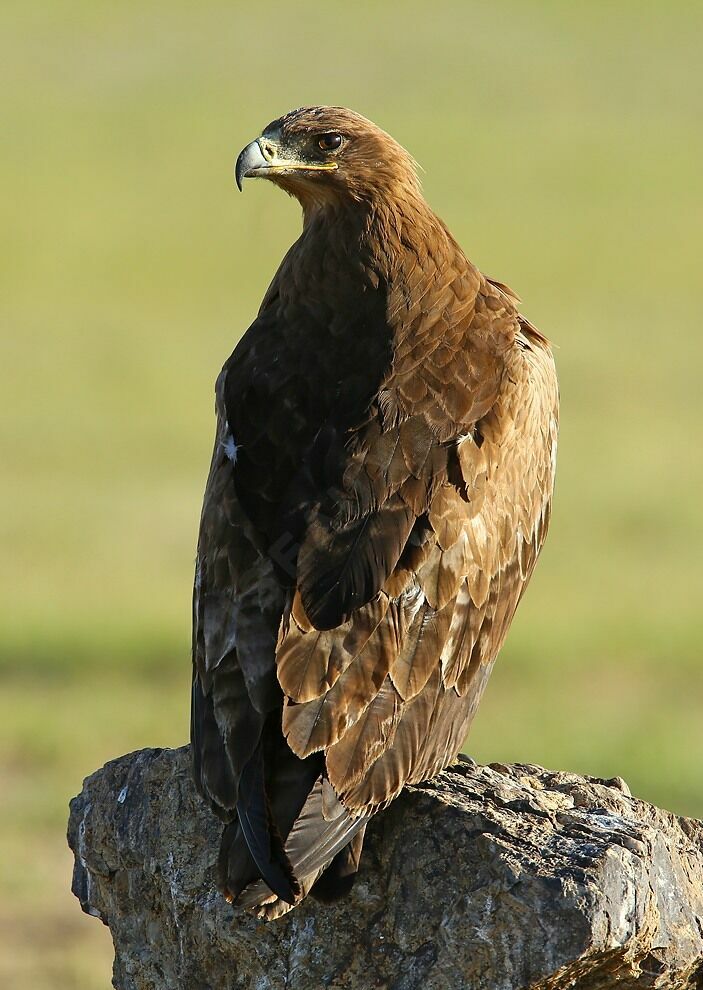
68, 746, 703, 989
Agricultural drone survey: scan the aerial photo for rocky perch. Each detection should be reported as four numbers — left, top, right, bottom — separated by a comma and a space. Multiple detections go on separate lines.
68, 747, 703, 989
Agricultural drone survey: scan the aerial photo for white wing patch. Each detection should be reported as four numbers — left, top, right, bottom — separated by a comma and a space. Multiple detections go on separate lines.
222, 432, 238, 464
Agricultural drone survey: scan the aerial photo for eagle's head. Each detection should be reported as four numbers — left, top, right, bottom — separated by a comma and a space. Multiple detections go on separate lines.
235, 106, 420, 210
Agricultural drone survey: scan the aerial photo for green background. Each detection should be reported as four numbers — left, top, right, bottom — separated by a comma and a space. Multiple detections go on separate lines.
2, 1, 701, 985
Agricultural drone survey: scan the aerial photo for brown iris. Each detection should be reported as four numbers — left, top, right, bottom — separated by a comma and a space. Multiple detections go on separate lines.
317, 133, 343, 152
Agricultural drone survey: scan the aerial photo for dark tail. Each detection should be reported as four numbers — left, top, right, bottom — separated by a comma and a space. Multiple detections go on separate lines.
217, 736, 370, 915
230, 744, 299, 904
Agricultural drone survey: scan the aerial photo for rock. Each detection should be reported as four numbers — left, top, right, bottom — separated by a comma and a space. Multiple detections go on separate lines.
68, 747, 703, 989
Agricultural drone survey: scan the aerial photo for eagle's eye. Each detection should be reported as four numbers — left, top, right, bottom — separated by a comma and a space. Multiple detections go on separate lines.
317, 132, 343, 152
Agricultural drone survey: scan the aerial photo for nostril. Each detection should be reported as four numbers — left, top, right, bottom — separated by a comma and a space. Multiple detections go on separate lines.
260, 140, 276, 162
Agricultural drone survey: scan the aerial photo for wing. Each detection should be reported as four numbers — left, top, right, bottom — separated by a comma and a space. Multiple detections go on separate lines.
191, 261, 396, 910
191, 383, 275, 812
277, 307, 558, 817
192, 384, 367, 908
191, 373, 303, 903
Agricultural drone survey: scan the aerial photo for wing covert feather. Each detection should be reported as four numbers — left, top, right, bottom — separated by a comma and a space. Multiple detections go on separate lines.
275, 326, 558, 818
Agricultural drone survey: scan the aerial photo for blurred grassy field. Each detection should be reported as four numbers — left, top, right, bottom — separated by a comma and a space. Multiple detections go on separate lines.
2, 1, 702, 986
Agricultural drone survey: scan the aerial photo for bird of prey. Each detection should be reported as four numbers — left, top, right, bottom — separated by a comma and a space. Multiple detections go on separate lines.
191, 106, 558, 920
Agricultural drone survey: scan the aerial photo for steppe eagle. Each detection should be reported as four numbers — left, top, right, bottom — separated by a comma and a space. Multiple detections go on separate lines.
191, 106, 558, 919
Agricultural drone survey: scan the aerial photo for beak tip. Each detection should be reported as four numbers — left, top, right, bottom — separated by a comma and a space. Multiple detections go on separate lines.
234, 156, 245, 192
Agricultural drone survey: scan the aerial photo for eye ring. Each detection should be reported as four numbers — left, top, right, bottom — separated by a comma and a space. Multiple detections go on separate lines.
317, 132, 343, 152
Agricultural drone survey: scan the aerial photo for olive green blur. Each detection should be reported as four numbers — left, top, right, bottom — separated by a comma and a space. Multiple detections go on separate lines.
1, 1, 701, 985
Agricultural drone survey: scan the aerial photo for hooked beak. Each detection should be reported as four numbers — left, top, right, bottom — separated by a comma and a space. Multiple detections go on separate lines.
235, 139, 269, 191
234, 137, 338, 191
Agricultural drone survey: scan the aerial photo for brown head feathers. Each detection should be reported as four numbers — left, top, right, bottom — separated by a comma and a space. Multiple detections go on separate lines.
247, 106, 422, 212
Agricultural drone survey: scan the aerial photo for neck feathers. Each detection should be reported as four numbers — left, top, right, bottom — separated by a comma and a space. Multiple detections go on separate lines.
300, 184, 457, 290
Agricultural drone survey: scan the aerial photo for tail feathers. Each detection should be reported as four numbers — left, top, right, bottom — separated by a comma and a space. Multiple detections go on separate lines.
282, 776, 368, 883
217, 821, 258, 903
310, 825, 367, 903
234, 746, 300, 905
236, 776, 369, 916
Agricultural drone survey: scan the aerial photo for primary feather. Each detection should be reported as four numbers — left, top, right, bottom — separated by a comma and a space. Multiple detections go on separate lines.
191, 106, 559, 918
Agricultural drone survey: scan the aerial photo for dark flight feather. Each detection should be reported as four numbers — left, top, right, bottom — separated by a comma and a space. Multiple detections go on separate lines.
235, 746, 299, 905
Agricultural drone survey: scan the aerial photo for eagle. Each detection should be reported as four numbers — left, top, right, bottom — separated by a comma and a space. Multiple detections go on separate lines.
191, 106, 558, 920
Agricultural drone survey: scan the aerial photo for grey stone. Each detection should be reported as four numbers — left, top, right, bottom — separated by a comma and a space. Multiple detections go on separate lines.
67, 747, 703, 989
